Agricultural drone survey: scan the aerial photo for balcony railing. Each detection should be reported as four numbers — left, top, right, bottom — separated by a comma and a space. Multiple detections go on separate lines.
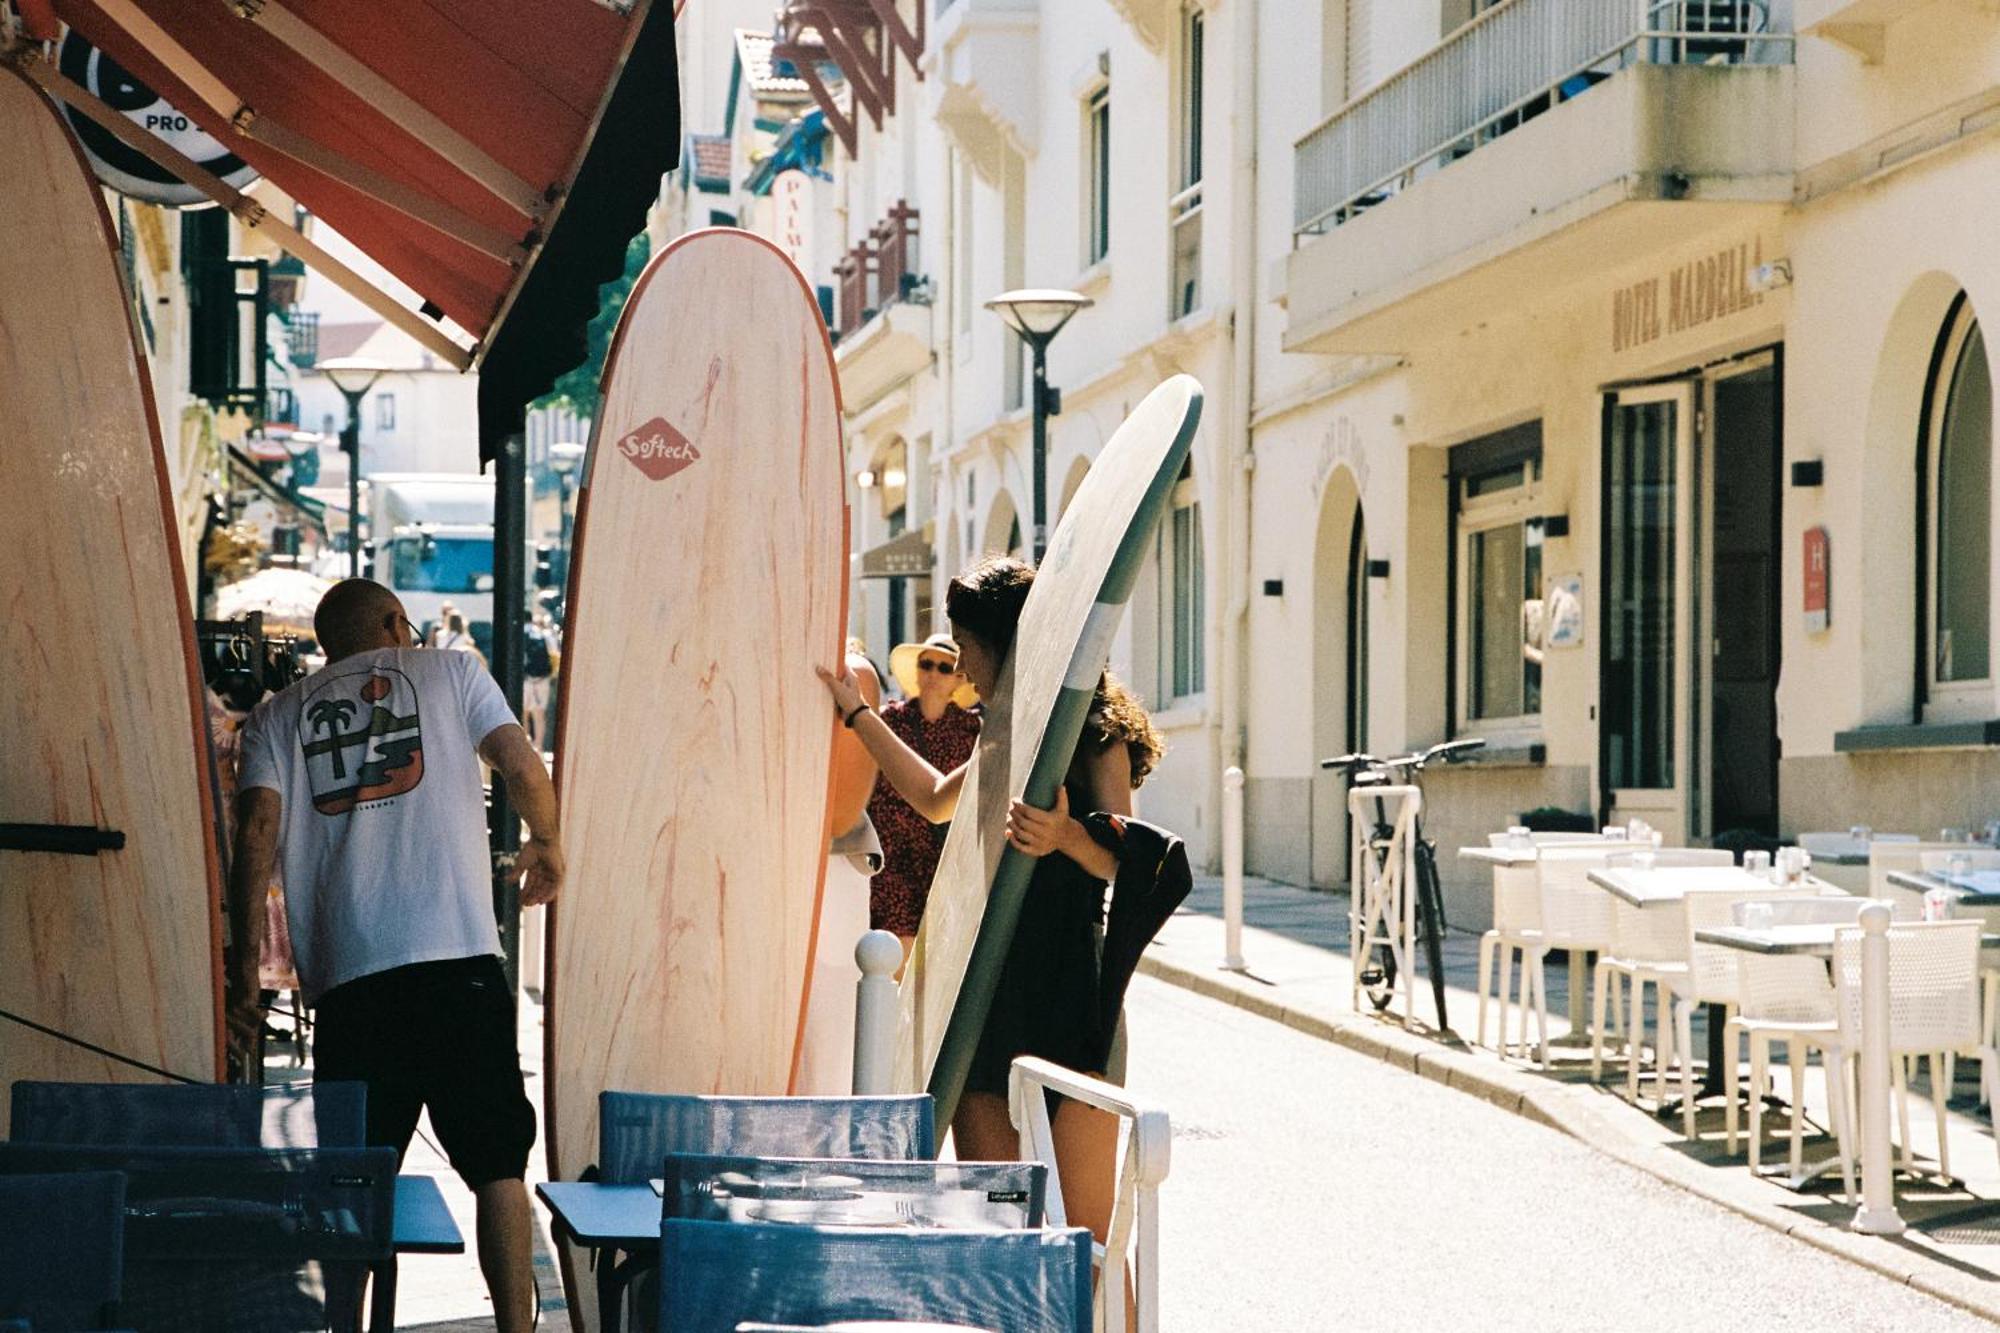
834, 200, 923, 340
1293, 0, 1792, 238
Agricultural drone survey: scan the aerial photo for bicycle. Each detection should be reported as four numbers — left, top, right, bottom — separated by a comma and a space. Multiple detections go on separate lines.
1320, 738, 1485, 1030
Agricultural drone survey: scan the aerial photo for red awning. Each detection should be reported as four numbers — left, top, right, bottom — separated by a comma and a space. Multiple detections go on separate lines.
40, 0, 682, 459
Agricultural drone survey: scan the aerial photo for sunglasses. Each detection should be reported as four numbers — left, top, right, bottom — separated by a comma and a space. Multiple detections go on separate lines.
917, 658, 959, 674
384, 612, 422, 647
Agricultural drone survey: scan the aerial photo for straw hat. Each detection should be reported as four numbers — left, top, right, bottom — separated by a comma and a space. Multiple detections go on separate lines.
889, 632, 978, 708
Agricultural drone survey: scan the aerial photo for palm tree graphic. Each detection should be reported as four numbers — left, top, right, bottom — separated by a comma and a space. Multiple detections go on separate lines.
307, 698, 359, 779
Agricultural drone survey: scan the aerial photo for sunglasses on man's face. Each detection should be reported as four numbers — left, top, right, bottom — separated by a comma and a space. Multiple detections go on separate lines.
917, 658, 959, 674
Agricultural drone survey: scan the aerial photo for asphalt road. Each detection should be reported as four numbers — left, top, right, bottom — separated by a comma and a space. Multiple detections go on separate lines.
1121, 975, 1992, 1331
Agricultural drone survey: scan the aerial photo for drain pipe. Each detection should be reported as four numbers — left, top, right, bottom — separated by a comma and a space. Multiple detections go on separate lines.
1220, 0, 1259, 800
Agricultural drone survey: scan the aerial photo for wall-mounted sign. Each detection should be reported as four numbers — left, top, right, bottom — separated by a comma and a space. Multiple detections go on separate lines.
1803, 526, 1830, 633
769, 170, 813, 276
1610, 236, 1769, 354
57, 30, 258, 206
1545, 573, 1585, 649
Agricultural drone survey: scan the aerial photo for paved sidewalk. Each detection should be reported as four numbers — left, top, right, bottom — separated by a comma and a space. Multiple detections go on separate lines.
1141, 874, 2000, 1322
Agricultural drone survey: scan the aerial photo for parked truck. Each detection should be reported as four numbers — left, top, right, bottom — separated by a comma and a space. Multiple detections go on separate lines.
368, 473, 497, 657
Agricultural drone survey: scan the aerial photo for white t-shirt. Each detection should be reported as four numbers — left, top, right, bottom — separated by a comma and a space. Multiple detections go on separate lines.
239, 647, 517, 1002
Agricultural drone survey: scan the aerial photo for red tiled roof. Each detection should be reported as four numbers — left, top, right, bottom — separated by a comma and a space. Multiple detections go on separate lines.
314, 321, 386, 362
687, 134, 733, 188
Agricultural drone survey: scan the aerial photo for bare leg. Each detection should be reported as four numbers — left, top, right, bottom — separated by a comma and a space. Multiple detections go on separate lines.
475, 1178, 537, 1333
950, 1090, 1017, 1160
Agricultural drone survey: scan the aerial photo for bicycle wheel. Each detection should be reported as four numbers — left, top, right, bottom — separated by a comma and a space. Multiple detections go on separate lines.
1415, 839, 1449, 1030
1356, 836, 1398, 1011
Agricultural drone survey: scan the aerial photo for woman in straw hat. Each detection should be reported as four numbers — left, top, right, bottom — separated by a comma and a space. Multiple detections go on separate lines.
869, 633, 982, 962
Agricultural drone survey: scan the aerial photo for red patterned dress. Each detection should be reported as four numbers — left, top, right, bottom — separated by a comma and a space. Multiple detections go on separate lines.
867, 699, 982, 936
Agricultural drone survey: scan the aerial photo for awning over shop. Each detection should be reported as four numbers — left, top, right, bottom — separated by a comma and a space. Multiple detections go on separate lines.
24, 0, 681, 463
859, 526, 933, 580
225, 441, 326, 531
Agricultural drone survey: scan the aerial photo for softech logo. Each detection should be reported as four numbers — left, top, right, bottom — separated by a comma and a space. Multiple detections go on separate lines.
617, 416, 700, 481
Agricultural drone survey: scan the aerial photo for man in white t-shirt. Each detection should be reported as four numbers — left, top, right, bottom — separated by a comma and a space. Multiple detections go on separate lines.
230, 578, 562, 1333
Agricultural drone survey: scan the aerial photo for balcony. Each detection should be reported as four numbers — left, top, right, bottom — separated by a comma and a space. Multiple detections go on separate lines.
1285, 0, 1794, 356
931, 0, 1039, 182
1794, 0, 1932, 62
834, 201, 933, 412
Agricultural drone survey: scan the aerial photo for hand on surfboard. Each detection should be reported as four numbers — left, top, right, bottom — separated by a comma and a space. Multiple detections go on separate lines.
1006, 787, 1079, 858
516, 835, 565, 908
816, 663, 866, 718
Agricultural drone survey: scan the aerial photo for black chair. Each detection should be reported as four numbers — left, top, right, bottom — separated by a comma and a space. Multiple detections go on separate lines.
9, 1081, 364, 1150
0, 1141, 397, 1332
0, 1170, 125, 1332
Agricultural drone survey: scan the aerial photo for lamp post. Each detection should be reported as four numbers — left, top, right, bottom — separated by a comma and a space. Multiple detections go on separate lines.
549, 441, 586, 610
319, 357, 391, 579
985, 289, 1092, 563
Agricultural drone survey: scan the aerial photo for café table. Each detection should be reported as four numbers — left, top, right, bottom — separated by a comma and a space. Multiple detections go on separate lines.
378, 1174, 467, 1329
537, 1180, 660, 1333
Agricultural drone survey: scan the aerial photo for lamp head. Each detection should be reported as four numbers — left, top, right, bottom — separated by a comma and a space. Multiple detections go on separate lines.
319, 356, 393, 398
549, 441, 587, 475
985, 288, 1092, 346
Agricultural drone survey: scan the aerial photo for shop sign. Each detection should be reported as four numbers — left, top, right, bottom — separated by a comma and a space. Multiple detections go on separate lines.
58, 30, 259, 206
770, 170, 813, 276
1610, 237, 1767, 355
860, 528, 933, 579
1803, 526, 1830, 633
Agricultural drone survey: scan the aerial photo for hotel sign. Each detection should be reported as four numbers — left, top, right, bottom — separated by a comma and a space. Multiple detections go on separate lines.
1611, 238, 1768, 354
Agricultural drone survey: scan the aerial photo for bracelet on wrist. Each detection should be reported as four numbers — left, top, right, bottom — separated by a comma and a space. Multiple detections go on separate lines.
843, 701, 872, 729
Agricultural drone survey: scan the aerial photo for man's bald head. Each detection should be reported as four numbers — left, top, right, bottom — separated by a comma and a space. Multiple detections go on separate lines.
315, 579, 406, 661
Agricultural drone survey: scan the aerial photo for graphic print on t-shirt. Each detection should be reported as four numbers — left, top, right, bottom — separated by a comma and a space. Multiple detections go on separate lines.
299, 667, 425, 814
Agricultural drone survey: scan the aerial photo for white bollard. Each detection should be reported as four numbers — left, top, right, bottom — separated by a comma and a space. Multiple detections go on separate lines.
1851, 902, 1907, 1236
1222, 766, 1246, 971
851, 929, 903, 1095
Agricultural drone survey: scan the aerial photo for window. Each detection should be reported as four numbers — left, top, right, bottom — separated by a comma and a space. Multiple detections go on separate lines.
375, 392, 396, 431
1170, 7, 1204, 319
1927, 301, 1992, 715
1158, 471, 1205, 702
1452, 426, 1544, 730
1085, 85, 1111, 267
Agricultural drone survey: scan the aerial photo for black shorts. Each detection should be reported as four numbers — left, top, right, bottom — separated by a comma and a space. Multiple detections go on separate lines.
313, 954, 536, 1190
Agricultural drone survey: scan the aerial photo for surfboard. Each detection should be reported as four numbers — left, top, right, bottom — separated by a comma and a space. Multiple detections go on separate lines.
897, 376, 1203, 1126
0, 68, 224, 1129
545, 228, 847, 1327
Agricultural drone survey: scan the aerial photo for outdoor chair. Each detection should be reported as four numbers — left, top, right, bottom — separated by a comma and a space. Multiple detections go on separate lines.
1474, 852, 1546, 1057
0, 1141, 397, 1332
0, 1170, 124, 1332
591, 1093, 937, 1331
1589, 849, 1735, 1101
1722, 897, 1866, 1172
1663, 886, 1810, 1139
659, 1219, 1092, 1333
1823, 921, 1995, 1200
1514, 844, 1661, 1068
736, 1323, 995, 1331
661, 1154, 1045, 1230
9, 1080, 364, 1149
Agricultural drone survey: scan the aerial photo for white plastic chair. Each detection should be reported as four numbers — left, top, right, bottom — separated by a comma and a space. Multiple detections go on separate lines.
1514, 847, 1635, 1067
1589, 850, 1734, 1100
1823, 921, 1992, 1201
1723, 896, 1866, 1172
1667, 885, 1811, 1139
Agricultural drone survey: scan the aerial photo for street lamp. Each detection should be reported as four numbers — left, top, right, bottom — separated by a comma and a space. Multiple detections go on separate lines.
319, 356, 392, 579
985, 289, 1092, 563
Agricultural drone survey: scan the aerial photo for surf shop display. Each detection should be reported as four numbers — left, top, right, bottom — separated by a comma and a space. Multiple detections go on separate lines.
0, 68, 223, 1125
897, 376, 1203, 1126
544, 228, 848, 1329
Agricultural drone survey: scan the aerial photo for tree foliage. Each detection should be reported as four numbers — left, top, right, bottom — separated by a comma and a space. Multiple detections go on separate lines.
533, 230, 651, 417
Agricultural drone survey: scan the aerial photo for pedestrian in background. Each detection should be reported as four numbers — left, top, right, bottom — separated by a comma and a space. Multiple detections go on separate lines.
523, 610, 558, 748
869, 632, 981, 965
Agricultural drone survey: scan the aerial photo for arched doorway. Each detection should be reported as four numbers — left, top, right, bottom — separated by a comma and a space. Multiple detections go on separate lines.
1056, 457, 1091, 524
984, 490, 1023, 558
1311, 469, 1367, 886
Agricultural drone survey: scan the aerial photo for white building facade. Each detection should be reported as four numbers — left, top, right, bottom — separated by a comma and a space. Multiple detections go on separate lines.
668, 1, 2000, 893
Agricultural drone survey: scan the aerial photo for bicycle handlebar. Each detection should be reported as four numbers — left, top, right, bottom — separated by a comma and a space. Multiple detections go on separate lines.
1319, 737, 1486, 776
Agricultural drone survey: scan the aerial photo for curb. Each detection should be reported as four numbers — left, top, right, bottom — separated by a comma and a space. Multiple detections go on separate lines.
1137, 948, 2000, 1324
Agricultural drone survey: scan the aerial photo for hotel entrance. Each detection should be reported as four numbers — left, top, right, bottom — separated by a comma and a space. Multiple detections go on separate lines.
1600, 353, 1781, 844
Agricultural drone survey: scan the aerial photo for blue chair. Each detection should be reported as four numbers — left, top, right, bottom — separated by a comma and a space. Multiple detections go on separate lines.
587, 1093, 935, 1333
0, 1142, 396, 1332
598, 1093, 935, 1183
9, 1081, 365, 1149
659, 1220, 1092, 1333
0, 1171, 124, 1332
661, 1155, 1046, 1230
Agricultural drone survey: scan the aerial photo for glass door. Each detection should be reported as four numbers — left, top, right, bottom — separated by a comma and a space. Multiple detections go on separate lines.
1602, 382, 1696, 845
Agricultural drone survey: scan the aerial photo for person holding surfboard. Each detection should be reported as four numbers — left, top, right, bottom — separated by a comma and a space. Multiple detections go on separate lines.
817, 555, 1165, 1252
228, 577, 561, 1333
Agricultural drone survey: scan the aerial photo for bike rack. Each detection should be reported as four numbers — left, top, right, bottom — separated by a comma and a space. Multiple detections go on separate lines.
1349, 785, 1423, 1029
